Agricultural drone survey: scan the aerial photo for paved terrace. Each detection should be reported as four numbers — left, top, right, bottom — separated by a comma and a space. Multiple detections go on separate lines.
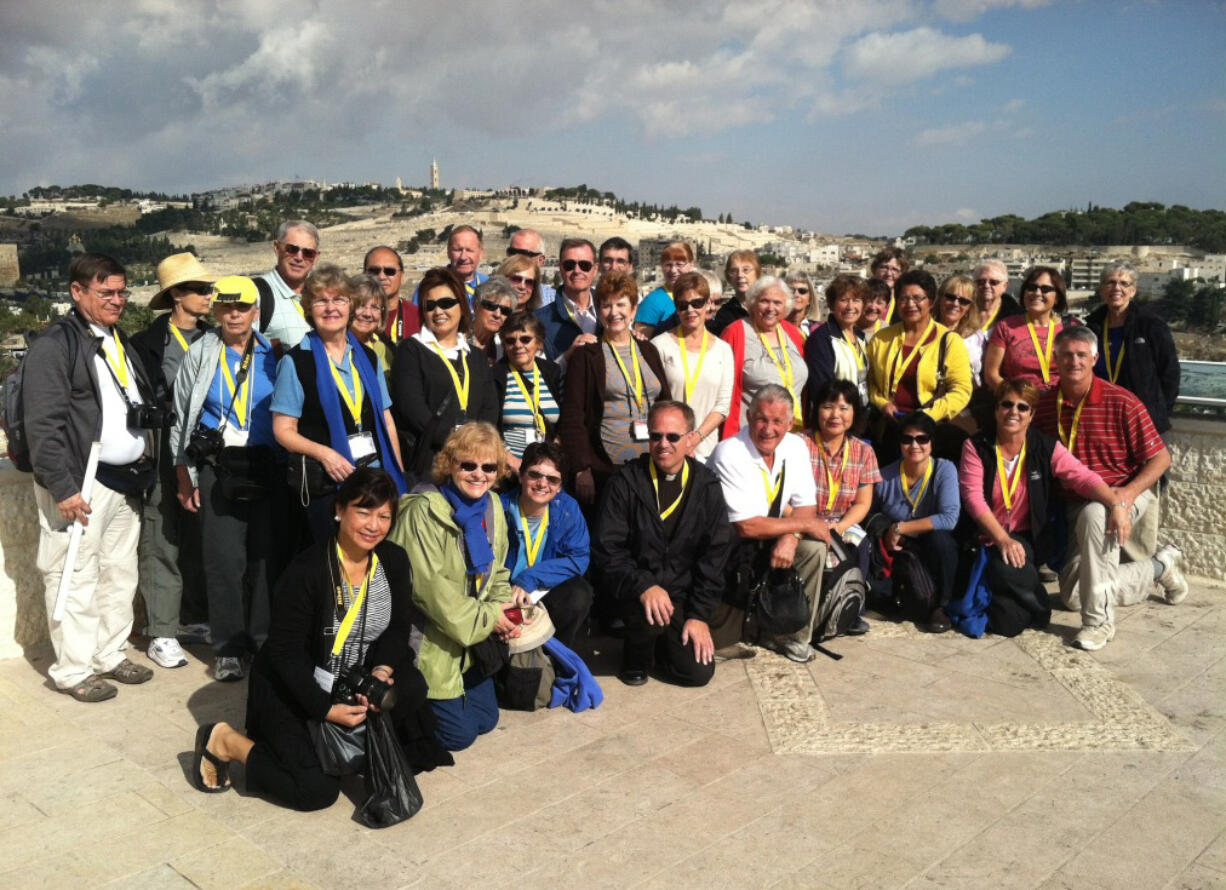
0, 581, 1223, 890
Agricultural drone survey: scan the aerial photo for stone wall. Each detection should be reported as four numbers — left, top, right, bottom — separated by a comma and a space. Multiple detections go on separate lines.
1, 417, 1223, 659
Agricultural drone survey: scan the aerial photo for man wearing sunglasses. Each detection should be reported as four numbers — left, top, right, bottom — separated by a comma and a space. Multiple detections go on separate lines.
594, 401, 731, 687
536, 238, 600, 363
363, 245, 420, 343
506, 228, 556, 307
258, 219, 320, 351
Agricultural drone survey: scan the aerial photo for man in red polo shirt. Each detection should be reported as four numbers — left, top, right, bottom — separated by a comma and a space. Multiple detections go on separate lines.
1035, 326, 1188, 651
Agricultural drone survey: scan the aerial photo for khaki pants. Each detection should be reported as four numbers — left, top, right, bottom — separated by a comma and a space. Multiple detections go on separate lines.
35, 481, 141, 689
1059, 488, 1158, 630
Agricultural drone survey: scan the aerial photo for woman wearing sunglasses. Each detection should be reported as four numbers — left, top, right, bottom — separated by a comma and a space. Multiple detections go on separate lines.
388, 423, 519, 751
955, 379, 1121, 637
469, 277, 518, 365
493, 312, 562, 472
390, 267, 499, 484
786, 272, 821, 338
494, 254, 543, 312
651, 272, 733, 461
936, 274, 985, 388
983, 266, 1068, 394
803, 274, 869, 420
872, 412, 961, 632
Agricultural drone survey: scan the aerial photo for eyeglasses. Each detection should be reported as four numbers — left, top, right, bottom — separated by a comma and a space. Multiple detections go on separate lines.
525, 468, 562, 486
898, 294, 928, 304
353, 306, 381, 319
459, 461, 499, 474
1023, 284, 1057, 295
87, 287, 131, 302
900, 434, 931, 445
506, 247, 543, 258
1103, 278, 1135, 289
479, 299, 512, 316
998, 400, 1032, 413
281, 243, 319, 260
561, 259, 594, 273
508, 274, 536, 288
943, 295, 973, 306
674, 296, 709, 312
366, 266, 398, 277
976, 277, 1004, 287
648, 431, 684, 443
505, 334, 536, 346
176, 283, 213, 296
313, 296, 349, 307
424, 297, 461, 312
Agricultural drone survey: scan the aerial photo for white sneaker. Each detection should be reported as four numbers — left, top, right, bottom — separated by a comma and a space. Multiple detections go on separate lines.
148, 637, 188, 669
1155, 544, 1189, 605
1073, 624, 1115, 651
770, 639, 816, 663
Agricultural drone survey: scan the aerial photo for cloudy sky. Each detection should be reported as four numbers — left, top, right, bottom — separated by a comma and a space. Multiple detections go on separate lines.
2, 0, 1223, 235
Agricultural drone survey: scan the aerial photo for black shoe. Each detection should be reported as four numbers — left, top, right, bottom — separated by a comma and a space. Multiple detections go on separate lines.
618, 668, 648, 686
926, 607, 952, 634
844, 617, 871, 636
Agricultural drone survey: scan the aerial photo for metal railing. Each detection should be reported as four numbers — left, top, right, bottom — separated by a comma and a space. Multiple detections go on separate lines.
1176, 360, 1226, 415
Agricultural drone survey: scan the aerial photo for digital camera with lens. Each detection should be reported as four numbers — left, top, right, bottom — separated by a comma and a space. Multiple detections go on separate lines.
184, 425, 225, 465
127, 403, 175, 430
333, 665, 397, 711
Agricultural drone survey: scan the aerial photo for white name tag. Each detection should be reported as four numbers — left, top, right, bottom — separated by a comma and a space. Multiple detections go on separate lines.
523, 427, 542, 445
348, 432, 376, 460
632, 421, 649, 441
313, 665, 334, 693
222, 426, 249, 448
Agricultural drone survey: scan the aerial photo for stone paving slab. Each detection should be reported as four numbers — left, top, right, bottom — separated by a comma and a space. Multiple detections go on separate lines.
0, 587, 1222, 889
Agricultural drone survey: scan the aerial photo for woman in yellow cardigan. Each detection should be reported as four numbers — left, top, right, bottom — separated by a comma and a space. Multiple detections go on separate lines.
866, 270, 972, 460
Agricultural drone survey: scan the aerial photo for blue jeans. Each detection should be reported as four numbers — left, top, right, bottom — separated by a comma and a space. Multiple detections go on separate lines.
429, 676, 499, 751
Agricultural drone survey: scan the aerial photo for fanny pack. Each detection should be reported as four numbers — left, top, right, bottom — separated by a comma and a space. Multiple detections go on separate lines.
95, 456, 157, 496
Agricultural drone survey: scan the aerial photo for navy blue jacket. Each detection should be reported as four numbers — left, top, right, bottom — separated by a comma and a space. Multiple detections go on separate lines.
535, 291, 595, 361
500, 487, 590, 591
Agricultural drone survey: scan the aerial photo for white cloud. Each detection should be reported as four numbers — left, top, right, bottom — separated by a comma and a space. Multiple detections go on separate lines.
915, 121, 988, 145
843, 27, 1011, 85
1002, 97, 1026, 113
932, 0, 1050, 24
954, 207, 978, 220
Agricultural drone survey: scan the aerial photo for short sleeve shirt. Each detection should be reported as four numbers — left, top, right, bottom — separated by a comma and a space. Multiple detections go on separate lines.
708, 429, 817, 522
988, 315, 1064, 390
804, 434, 881, 521
636, 287, 675, 329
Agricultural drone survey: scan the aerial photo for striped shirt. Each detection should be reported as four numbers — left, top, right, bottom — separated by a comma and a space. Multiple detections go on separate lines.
501, 368, 560, 458
1034, 377, 1164, 489
328, 560, 392, 677
804, 434, 881, 521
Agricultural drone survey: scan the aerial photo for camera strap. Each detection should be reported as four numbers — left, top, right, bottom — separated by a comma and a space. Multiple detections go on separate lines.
214, 334, 257, 437
329, 540, 379, 659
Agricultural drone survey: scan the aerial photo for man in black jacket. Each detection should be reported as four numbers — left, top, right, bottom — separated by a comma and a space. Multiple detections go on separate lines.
594, 400, 732, 687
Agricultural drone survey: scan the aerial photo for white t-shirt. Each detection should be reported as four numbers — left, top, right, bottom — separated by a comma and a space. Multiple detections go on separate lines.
708, 428, 817, 522
90, 324, 147, 466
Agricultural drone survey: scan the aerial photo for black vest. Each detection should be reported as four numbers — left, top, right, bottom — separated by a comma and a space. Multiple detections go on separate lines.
971, 427, 1058, 565
288, 343, 380, 448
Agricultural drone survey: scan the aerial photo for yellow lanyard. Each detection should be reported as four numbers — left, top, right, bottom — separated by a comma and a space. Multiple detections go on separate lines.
169, 324, 190, 353
887, 319, 936, 396
520, 506, 548, 566
1103, 321, 1125, 383
818, 439, 850, 514
980, 303, 1001, 333
842, 328, 866, 370
885, 296, 895, 323
331, 547, 379, 657
431, 343, 471, 412
102, 331, 130, 389
511, 364, 545, 433
759, 466, 783, 513
995, 443, 1028, 512
900, 459, 933, 517
1056, 389, 1088, 456
757, 325, 801, 425
218, 347, 253, 430
675, 329, 710, 402
649, 459, 690, 521
1026, 320, 1055, 384
607, 339, 644, 409
292, 298, 305, 319
328, 348, 364, 427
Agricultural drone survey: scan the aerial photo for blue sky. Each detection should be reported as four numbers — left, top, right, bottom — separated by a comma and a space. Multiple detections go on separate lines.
2, 0, 1223, 236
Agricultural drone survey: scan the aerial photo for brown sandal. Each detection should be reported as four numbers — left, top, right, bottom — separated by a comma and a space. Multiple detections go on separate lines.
60, 675, 117, 703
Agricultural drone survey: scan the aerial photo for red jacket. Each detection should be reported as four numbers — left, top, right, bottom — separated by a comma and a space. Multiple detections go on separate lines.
720, 318, 806, 439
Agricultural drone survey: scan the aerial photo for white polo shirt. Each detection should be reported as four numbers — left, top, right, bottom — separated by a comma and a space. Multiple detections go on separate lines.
260, 268, 311, 348
708, 428, 816, 522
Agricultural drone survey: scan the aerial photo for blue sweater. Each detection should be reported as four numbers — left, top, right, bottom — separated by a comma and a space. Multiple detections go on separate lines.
874, 457, 961, 530
500, 487, 590, 591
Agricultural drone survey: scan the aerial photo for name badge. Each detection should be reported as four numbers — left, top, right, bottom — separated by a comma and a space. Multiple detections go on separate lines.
523, 428, 542, 445
632, 421, 649, 442
313, 665, 335, 693
222, 426, 249, 448
348, 432, 376, 460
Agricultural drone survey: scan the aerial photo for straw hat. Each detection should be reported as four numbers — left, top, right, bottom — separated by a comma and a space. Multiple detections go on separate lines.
151, 253, 216, 310
507, 602, 556, 655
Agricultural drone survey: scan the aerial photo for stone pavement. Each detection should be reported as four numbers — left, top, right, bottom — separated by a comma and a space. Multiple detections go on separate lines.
1, 583, 1224, 890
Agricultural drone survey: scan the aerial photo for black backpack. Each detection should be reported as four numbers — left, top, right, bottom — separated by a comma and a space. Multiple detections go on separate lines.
814, 535, 867, 644
0, 325, 75, 473
255, 276, 276, 333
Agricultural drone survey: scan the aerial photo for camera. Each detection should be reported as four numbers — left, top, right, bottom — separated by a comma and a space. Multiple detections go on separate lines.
185, 426, 225, 465
333, 665, 396, 711
127, 403, 175, 430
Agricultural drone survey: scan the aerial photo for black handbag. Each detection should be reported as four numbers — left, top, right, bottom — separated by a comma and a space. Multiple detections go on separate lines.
216, 444, 273, 502
751, 567, 810, 636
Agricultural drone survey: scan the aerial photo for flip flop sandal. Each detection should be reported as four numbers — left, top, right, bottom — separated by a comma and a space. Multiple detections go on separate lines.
192, 723, 231, 793
60, 675, 117, 703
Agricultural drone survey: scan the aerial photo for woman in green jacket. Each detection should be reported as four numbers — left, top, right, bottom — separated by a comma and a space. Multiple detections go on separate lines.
388, 422, 520, 751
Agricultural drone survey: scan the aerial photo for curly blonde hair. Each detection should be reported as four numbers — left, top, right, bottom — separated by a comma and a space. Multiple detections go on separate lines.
301, 263, 352, 328
431, 422, 508, 484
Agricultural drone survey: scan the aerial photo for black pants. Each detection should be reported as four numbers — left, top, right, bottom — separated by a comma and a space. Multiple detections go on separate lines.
541, 576, 594, 650
910, 529, 959, 609
621, 599, 714, 688
985, 534, 1051, 637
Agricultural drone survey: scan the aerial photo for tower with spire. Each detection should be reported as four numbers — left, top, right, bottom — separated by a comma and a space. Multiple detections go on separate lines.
430, 158, 439, 190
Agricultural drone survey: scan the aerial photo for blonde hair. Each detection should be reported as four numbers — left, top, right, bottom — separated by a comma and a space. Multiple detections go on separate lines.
938, 273, 981, 337
348, 273, 387, 327
431, 422, 508, 484
301, 263, 352, 327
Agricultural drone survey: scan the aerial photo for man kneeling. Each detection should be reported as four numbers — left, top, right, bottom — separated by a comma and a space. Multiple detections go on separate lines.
594, 401, 732, 686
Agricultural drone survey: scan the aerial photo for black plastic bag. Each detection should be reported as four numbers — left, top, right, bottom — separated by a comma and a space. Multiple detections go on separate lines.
358, 711, 424, 829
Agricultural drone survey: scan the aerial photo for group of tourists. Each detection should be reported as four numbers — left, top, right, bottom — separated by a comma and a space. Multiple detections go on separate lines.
15, 219, 1189, 817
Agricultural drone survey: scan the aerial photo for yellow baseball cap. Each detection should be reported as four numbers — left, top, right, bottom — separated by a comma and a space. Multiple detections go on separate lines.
211, 275, 259, 305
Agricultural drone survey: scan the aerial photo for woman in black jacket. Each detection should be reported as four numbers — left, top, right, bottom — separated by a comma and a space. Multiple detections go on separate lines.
391, 267, 499, 483
189, 469, 450, 810
1085, 260, 1180, 435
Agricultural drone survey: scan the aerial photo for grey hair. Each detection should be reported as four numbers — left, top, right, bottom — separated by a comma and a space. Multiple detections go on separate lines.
348, 273, 387, 326
1099, 259, 1138, 286
974, 258, 1007, 282
746, 275, 795, 314
700, 270, 724, 299
748, 383, 795, 418
475, 275, 518, 306
1054, 324, 1099, 358
276, 219, 320, 245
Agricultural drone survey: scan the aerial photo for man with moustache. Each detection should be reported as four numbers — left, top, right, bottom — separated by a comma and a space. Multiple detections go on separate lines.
257, 219, 320, 350
536, 238, 600, 363
595, 400, 732, 687
363, 244, 420, 344
506, 228, 557, 306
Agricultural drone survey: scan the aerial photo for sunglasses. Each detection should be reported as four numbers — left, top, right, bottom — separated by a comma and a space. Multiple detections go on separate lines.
366, 265, 398, 277
648, 431, 684, 443
793, 287, 810, 295
674, 296, 709, 312
459, 461, 499, 474
281, 243, 318, 260
1024, 284, 1057, 295
900, 434, 931, 445
525, 468, 562, 486
561, 259, 594, 273
506, 247, 543, 258
175, 282, 213, 296
424, 297, 461, 312
505, 333, 536, 346
508, 274, 537, 287
976, 277, 1003, 287
998, 400, 1032, 413
943, 295, 973, 306
479, 299, 512, 316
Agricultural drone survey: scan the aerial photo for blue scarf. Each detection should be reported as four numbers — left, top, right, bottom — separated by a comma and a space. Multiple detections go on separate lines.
439, 481, 495, 576
544, 638, 603, 712
309, 330, 406, 495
